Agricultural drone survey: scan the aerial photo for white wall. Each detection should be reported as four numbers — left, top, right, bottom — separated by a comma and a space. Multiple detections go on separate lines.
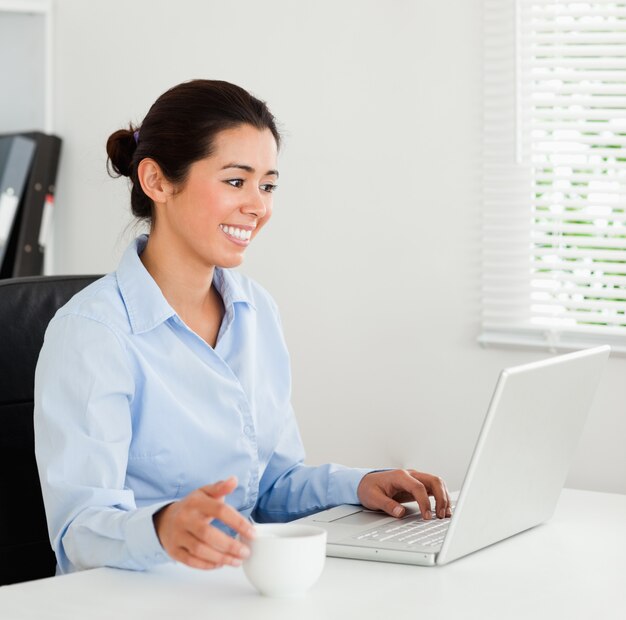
51, 0, 626, 494
0, 11, 46, 133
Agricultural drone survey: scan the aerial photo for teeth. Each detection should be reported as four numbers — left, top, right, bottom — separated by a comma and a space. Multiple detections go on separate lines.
221, 225, 251, 241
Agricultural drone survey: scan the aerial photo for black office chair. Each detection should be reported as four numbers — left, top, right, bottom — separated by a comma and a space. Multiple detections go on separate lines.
0, 275, 99, 585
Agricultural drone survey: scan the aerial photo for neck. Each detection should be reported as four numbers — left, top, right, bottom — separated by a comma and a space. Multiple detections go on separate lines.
140, 230, 216, 318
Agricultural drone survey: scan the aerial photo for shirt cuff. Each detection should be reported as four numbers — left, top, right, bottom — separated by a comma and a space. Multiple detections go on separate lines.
125, 501, 173, 568
328, 467, 376, 506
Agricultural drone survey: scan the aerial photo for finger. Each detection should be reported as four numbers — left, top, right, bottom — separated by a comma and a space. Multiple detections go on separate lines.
445, 486, 453, 518
200, 496, 256, 539
196, 477, 256, 537
179, 531, 245, 568
367, 486, 408, 518
171, 544, 226, 570
432, 478, 452, 518
409, 471, 448, 519
396, 473, 432, 520
433, 478, 450, 519
201, 476, 238, 499
184, 556, 222, 570
191, 519, 251, 561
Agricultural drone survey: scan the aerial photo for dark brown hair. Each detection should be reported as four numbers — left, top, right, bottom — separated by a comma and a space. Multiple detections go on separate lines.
106, 79, 281, 224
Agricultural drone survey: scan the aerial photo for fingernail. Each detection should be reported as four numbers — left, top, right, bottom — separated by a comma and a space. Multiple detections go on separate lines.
231, 559, 242, 567
425, 510, 432, 520
239, 546, 250, 559
246, 525, 256, 538
393, 506, 404, 517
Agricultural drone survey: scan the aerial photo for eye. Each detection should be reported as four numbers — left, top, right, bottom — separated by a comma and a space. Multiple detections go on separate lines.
261, 183, 278, 193
225, 179, 244, 188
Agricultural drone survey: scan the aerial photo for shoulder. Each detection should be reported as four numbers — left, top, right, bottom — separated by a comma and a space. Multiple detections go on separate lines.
37, 275, 134, 383
51, 273, 131, 335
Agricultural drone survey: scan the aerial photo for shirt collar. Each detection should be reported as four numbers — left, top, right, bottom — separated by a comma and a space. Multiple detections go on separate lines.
213, 265, 256, 312
116, 235, 176, 334
116, 235, 255, 335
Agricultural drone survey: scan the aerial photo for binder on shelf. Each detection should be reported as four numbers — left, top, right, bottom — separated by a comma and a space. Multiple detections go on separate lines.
0, 135, 37, 276
11, 132, 62, 277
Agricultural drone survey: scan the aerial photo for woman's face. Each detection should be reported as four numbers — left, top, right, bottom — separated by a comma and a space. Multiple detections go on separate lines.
156, 124, 279, 270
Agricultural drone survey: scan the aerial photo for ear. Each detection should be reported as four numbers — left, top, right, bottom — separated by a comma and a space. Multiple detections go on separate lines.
137, 158, 172, 204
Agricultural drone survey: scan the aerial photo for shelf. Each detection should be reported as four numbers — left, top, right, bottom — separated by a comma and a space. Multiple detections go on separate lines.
0, 0, 52, 133
0, 1, 50, 14
1, 0, 54, 275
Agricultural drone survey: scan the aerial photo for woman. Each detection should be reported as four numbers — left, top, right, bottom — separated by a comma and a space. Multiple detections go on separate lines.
34, 79, 451, 574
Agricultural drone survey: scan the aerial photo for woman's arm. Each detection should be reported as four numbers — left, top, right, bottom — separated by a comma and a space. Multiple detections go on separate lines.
252, 405, 451, 522
34, 313, 169, 573
252, 404, 373, 522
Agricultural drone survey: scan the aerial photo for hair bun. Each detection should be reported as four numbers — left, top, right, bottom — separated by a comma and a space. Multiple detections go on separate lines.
106, 127, 137, 177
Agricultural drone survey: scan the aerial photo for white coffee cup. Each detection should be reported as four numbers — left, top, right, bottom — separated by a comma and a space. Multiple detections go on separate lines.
241, 523, 327, 597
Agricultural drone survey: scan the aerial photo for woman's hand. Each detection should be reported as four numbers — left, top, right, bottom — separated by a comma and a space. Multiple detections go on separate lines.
357, 469, 452, 520
153, 476, 255, 570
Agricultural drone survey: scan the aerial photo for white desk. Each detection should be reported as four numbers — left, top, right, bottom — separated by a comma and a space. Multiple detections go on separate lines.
1, 489, 625, 620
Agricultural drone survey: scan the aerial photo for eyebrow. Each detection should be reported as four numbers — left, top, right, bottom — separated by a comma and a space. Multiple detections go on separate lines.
221, 163, 279, 178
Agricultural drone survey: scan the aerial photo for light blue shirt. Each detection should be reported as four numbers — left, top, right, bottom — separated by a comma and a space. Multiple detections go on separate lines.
34, 235, 370, 574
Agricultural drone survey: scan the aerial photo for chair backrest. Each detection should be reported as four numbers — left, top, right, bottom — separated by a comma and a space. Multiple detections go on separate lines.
0, 275, 99, 585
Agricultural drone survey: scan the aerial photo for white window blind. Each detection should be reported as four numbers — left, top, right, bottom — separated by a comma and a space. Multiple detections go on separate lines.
481, 0, 626, 352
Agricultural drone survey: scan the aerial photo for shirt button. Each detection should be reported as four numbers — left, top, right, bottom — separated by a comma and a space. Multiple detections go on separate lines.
243, 425, 253, 437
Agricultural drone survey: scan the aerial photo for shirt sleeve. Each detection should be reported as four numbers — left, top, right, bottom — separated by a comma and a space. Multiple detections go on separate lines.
34, 313, 171, 573
251, 402, 373, 522
250, 290, 374, 523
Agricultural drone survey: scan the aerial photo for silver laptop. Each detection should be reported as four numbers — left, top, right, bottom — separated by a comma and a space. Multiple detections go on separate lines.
296, 346, 610, 566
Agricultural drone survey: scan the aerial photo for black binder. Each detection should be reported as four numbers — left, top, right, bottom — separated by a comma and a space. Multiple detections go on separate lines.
11, 132, 62, 277
0, 135, 37, 276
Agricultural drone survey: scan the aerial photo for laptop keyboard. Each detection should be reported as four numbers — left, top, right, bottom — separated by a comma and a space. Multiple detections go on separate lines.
353, 515, 451, 548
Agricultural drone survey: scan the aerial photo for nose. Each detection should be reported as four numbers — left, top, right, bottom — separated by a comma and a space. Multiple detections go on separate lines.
241, 187, 268, 218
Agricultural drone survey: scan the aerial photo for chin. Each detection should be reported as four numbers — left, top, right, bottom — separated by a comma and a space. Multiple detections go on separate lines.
217, 254, 246, 269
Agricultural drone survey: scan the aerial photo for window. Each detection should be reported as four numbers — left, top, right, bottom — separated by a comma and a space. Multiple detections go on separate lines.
481, 0, 626, 352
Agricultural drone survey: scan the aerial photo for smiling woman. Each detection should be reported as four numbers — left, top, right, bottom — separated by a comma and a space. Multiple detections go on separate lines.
33, 79, 451, 576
